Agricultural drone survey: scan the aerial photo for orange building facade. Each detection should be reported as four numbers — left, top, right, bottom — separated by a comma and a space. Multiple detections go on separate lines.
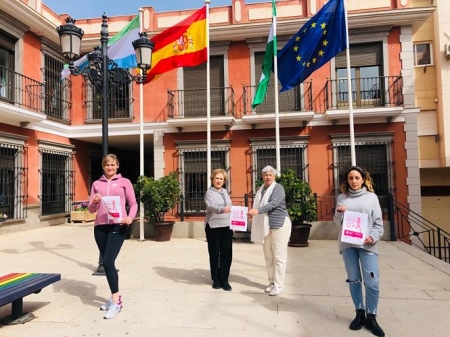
0, 0, 434, 237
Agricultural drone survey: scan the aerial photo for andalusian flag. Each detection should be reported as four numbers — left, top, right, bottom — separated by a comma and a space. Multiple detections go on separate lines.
145, 6, 207, 83
252, 0, 277, 109
107, 15, 140, 69
60, 15, 140, 80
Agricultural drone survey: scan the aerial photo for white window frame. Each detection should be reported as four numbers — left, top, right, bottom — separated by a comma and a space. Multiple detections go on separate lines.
413, 42, 433, 67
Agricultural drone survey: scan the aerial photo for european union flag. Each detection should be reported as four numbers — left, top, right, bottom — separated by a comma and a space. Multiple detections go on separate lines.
277, 0, 347, 92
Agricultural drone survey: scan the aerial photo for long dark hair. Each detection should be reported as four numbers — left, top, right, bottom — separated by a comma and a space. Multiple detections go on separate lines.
339, 165, 374, 194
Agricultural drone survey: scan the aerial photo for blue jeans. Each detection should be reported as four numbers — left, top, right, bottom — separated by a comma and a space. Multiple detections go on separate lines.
341, 248, 380, 315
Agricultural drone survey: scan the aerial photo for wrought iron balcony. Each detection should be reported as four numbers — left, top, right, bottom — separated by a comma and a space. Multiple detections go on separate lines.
0, 65, 43, 112
0, 65, 71, 121
84, 82, 134, 121
167, 87, 235, 118
242, 81, 313, 115
325, 75, 403, 110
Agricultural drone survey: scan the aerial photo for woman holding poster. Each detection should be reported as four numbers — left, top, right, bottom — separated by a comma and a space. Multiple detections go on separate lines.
204, 168, 233, 291
334, 166, 385, 337
88, 154, 137, 319
248, 165, 291, 297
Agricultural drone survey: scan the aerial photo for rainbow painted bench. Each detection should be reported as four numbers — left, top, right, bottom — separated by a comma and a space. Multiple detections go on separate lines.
0, 273, 61, 324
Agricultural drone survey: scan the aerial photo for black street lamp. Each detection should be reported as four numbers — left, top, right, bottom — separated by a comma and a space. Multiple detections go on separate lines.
57, 14, 154, 275
57, 14, 154, 156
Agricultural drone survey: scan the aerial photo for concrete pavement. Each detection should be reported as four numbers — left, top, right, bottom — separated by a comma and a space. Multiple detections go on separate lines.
0, 223, 450, 336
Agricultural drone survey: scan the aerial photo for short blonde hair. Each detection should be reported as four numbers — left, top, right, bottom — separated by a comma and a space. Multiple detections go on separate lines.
102, 154, 119, 167
210, 168, 227, 183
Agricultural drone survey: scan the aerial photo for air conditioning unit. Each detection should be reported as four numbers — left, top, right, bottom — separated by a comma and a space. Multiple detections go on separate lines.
445, 44, 450, 59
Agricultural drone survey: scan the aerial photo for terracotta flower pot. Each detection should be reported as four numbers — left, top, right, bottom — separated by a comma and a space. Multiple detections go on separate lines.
153, 221, 175, 242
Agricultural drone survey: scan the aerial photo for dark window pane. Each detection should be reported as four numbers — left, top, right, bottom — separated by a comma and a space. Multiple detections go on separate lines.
41, 152, 71, 215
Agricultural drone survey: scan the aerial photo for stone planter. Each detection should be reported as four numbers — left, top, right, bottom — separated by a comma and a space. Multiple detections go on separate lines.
70, 211, 96, 223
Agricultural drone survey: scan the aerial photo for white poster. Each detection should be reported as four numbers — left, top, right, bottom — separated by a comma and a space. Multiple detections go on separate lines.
101, 196, 122, 224
229, 206, 248, 232
341, 210, 368, 246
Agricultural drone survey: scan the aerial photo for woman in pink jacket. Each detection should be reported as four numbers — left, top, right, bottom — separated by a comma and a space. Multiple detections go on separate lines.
88, 154, 137, 319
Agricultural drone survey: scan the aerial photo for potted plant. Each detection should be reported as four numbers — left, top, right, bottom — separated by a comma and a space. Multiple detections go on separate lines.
0, 212, 8, 222
276, 169, 317, 247
134, 172, 182, 241
70, 200, 96, 223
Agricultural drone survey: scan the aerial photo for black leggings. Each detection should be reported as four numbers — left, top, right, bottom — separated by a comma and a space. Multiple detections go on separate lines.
94, 225, 126, 294
205, 224, 233, 285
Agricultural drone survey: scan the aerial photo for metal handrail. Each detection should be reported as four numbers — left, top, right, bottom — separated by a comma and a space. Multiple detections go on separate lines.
390, 193, 450, 263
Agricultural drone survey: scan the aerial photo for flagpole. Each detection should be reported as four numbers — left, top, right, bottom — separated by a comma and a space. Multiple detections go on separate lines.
138, 7, 146, 241
273, 3, 281, 176
343, 0, 356, 166
206, 0, 211, 187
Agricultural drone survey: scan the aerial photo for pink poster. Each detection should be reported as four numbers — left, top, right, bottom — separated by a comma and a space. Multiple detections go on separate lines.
229, 206, 248, 232
341, 211, 368, 245
101, 196, 123, 224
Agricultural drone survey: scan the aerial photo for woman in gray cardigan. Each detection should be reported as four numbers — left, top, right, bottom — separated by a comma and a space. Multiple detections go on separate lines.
334, 166, 385, 337
204, 168, 232, 291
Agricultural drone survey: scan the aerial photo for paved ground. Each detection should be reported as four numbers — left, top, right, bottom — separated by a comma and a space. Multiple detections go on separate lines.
0, 223, 450, 336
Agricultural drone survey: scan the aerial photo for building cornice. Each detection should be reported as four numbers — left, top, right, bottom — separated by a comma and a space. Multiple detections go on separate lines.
212, 7, 435, 42
4, 1, 433, 54
2, 1, 60, 45
79, 7, 435, 52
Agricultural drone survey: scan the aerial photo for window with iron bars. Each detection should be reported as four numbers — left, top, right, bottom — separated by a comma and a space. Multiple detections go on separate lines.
178, 147, 229, 213
251, 139, 308, 193
42, 47, 71, 121
85, 69, 132, 120
39, 145, 74, 216
332, 136, 394, 208
0, 136, 28, 220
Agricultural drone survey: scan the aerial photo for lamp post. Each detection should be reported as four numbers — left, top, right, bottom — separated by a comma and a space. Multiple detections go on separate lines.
57, 14, 154, 275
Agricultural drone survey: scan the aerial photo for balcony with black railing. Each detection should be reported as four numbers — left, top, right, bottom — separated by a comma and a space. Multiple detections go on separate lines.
166, 87, 235, 129
242, 82, 313, 115
241, 82, 314, 127
325, 75, 403, 110
85, 82, 134, 121
0, 65, 43, 112
0, 65, 71, 122
167, 87, 235, 118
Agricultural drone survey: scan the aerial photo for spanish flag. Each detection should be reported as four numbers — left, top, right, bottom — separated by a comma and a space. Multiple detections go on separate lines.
145, 6, 207, 83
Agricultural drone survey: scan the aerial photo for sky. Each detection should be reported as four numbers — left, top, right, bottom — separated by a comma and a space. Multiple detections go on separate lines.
43, 0, 271, 19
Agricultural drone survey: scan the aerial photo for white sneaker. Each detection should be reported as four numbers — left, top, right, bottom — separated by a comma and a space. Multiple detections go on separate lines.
265, 283, 274, 293
269, 286, 282, 296
100, 297, 113, 311
104, 296, 122, 319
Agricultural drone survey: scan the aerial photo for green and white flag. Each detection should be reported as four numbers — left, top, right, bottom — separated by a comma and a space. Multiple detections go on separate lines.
252, 0, 277, 109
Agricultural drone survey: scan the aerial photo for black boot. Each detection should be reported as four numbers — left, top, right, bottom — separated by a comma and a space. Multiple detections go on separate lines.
366, 314, 385, 337
349, 309, 366, 330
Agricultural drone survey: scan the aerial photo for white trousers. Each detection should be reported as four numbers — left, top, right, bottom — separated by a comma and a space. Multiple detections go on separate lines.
262, 217, 291, 288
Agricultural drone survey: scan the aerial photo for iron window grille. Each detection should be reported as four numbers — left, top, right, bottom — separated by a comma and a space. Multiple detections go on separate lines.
84, 71, 132, 120
332, 135, 394, 209
178, 145, 230, 214
0, 135, 28, 220
41, 46, 71, 121
250, 137, 308, 194
39, 145, 74, 216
